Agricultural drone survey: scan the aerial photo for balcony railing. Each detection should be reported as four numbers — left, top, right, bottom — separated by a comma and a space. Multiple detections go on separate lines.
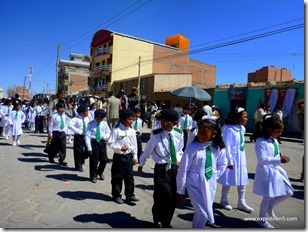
94, 47, 110, 57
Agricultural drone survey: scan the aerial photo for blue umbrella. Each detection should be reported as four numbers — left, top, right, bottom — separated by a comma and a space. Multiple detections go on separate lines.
171, 86, 212, 101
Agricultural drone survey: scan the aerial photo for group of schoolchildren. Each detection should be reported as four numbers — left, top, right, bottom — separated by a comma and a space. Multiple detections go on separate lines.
138, 105, 294, 228
0, 96, 294, 228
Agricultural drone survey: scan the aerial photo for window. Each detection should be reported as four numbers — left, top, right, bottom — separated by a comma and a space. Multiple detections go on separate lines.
140, 81, 145, 89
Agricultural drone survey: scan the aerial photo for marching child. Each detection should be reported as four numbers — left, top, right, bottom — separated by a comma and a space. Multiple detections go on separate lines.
66, 101, 76, 144
0, 98, 13, 140
9, 102, 26, 146
177, 118, 227, 228
186, 109, 206, 148
107, 109, 139, 204
28, 101, 37, 132
178, 106, 193, 151
253, 115, 294, 228
68, 105, 90, 172
138, 109, 184, 228
86, 109, 111, 183
217, 107, 254, 213
46, 100, 69, 165
132, 108, 143, 163
89, 102, 97, 121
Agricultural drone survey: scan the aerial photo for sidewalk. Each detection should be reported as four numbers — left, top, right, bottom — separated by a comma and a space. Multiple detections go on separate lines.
0, 126, 305, 229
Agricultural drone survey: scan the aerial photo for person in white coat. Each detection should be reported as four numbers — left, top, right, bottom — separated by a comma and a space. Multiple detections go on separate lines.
217, 107, 254, 213
253, 115, 293, 228
177, 118, 227, 228
9, 102, 26, 146
0, 98, 13, 140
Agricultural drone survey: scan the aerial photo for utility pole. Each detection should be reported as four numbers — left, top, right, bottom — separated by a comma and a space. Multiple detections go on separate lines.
23, 76, 27, 100
56, 43, 61, 93
29, 66, 32, 99
137, 56, 141, 93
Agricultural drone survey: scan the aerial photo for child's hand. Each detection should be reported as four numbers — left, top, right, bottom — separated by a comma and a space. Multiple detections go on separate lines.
132, 159, 137, 165
121, 145, 129, 152
177, 194, 185, 203
281, 155, 290, 163
88, 150, 93, 156
227, 165, 234, 170
136, 131, 140, 135
138, 166, 143, 173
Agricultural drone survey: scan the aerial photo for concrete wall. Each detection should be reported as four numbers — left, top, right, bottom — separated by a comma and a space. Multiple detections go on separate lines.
111, 34, 154, 82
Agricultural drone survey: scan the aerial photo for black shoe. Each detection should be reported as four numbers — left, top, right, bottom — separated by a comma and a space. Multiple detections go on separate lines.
77, 167, 84, 172
59, 161, 67, 166
90, 177, 97, 183
113, 197, 124, 204
154, 222, 163, 228
126, 195, 139, 202
99, 174, 104, 180
49, 159, 55, 163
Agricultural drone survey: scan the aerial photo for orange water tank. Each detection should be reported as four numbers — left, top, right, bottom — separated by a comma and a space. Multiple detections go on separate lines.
165, 34, 189, 52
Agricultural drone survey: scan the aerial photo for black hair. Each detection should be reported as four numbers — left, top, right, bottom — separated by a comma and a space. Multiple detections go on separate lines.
56, 100, 66, 109
196, 119, 225, 149
90, 102, 97, 109
182, 106, 189, 111
108, 91, 114, 97
134, 108, 142, 114
193, 109, 206, 121
13, 102, 21, 110
94, 109, 106, 118
77, 105, 88, 114
224, 107, 246, 125
258, 115, 283, 139
160, 109, 179, 121
119, 109, 134, 121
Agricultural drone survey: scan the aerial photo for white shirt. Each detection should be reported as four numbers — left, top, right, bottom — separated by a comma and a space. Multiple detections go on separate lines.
178, 114, 193, 130
107, 122, 138, 160
48, 112, 69, 136
86, 119, 111, 151
68, 115, 91, 135
132, 117, 143, 135
139, 127, 184, 167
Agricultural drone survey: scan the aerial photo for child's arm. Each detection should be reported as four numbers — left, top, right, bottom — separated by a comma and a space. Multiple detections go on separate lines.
255, 141, 281, 165
138, 133, 156, 172
216, 148, 228, 178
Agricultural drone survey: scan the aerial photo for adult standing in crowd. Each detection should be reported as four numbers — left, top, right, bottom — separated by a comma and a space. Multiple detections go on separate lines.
106, 91, 121, 129
128, 86, 140, 111
118, 90, 128, 111
273, 104, 283, 144
79, 92, 90, 109
297, 100, 304, 183
250, 103, 267, 143
202, 101, 213, 116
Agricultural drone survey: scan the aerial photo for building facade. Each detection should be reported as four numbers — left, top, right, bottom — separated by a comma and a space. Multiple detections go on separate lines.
58, 53, 90, 96
213, 79, 304, 136
89, 30, 216, 98
15, 86, 29, 100
248, 66, 292, 83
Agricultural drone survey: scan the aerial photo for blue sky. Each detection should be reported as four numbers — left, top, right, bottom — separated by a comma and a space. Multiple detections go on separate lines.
0, 0, 304, 97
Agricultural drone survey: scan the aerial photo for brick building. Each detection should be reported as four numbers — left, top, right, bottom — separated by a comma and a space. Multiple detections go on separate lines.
248, 66, 292, 83
58, 53, 90, 96
89, 30, 216, 103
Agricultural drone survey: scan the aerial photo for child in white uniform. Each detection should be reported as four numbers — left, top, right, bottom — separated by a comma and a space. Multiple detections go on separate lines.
217, 107, 254, 213
253, 115, 293, 228
0, 98, 13, 140
177, 118, 227, 228
9, 102, 26, 146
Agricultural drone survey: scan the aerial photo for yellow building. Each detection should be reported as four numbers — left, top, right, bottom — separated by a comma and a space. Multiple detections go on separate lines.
89, 30, 216, 104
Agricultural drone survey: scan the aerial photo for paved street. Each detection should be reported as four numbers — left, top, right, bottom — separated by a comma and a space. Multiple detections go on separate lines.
0, 126, 305, 229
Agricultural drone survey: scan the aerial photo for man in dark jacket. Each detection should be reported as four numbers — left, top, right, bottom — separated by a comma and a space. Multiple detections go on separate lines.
128, 86, 140, 111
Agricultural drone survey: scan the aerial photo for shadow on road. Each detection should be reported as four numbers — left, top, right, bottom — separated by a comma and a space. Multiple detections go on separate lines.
46, 173, 89, 181
58, 190, 112, 201
73, 212, 154, 228
35, 164, 76, 171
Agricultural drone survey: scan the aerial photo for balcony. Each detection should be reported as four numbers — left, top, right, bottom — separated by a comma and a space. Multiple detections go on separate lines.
92, 64, 110, 76
94, 47, 110, 57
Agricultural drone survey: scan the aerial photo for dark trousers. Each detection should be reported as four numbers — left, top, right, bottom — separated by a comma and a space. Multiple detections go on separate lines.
48, 131, 66, 162
136, 135, 142, 163
73, 134, 87, 170
183, 130, 188, 151
111, 153, 134, 199
89, 139, 107, 179
35, 116, 44, 133
152, 163, 178, 227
